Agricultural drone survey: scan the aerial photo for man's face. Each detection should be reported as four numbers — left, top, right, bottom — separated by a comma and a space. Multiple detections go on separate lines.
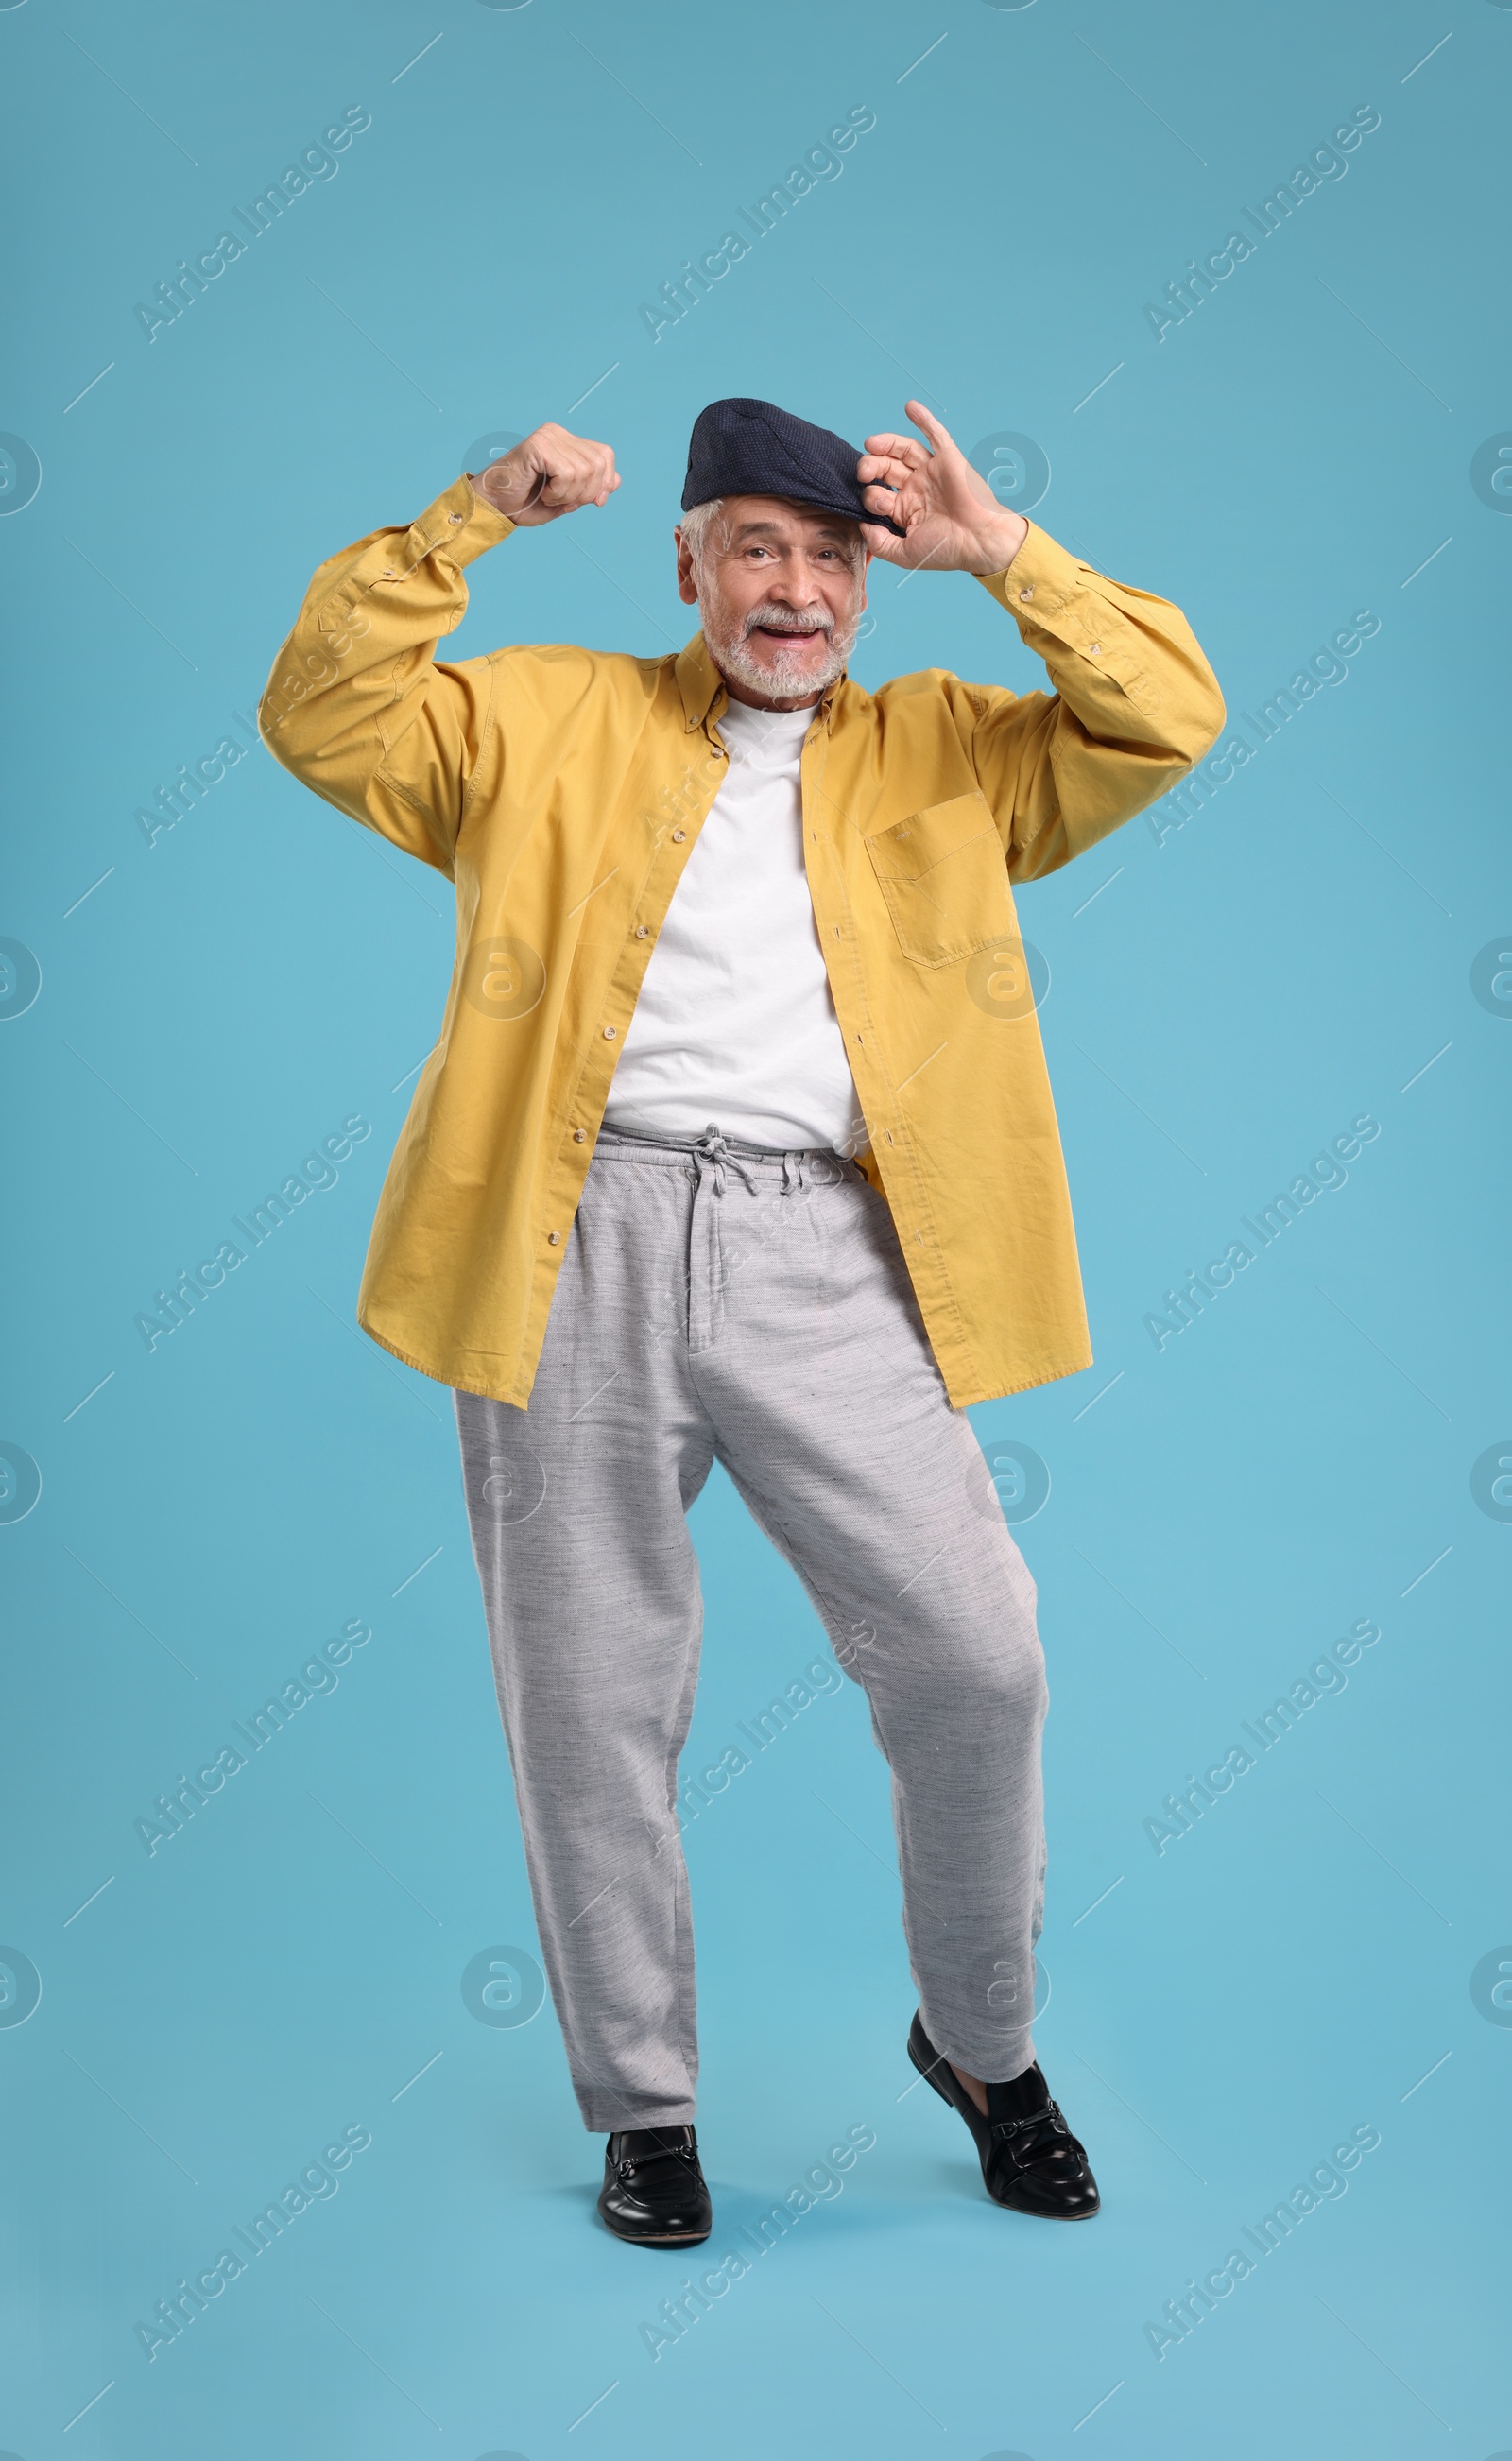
676, 495, 868, 707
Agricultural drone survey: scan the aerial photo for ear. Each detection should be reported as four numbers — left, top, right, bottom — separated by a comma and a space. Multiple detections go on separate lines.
675, 525, 699, 607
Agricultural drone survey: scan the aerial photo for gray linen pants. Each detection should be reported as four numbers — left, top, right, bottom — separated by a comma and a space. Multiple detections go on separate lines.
455, 1125, 1048, 2131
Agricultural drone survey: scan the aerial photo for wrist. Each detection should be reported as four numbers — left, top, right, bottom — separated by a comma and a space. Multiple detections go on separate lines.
965, 510, 1029, 577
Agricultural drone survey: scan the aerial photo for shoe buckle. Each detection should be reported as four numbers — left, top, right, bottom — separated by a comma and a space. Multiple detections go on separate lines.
990, 2102, 1070, 2151
618, 2143, 696, 2181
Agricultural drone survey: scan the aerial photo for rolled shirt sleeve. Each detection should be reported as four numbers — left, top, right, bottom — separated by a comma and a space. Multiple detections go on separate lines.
259, 476, 516, 876
966, 523, 1227, 881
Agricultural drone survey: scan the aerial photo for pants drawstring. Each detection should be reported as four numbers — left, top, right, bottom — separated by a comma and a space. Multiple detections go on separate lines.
691, 1125, 761, 1200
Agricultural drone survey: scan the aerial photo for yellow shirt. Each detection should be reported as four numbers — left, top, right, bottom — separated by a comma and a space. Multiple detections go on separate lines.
261, 475, 1224, 1409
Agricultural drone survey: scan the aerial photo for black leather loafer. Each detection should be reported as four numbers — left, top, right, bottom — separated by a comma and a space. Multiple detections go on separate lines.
908, 2012, 1101, 2218
597, 2125, 712, 2246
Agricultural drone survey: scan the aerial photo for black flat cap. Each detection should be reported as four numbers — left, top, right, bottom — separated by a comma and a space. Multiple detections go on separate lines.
681, 396, 907, 538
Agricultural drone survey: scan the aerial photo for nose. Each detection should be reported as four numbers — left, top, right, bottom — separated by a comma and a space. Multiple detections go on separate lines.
765, 560, 822, 608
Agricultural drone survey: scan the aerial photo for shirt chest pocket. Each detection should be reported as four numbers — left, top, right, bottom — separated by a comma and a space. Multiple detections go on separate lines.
864, 789, 1013, 967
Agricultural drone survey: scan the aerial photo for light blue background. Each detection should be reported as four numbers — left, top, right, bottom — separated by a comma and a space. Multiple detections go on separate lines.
3, 1, 1508, 2454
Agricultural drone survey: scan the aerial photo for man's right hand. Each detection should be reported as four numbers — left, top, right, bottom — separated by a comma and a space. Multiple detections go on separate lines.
470, 423, 620, 525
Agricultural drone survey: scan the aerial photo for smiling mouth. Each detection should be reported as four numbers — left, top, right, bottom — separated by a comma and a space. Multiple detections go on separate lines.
750, 623, 826, 644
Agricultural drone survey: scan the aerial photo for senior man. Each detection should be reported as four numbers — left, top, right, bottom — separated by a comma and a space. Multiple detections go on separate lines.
263, 396, 1223, 2246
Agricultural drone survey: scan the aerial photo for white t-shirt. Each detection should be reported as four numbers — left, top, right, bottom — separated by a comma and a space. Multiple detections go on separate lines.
603, 696, 862, 1151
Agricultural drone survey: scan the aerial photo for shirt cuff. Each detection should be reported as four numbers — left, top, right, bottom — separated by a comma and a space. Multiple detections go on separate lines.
402, 473, 515, 572
974, 523, 1163, 714
973, 523, 1091, 629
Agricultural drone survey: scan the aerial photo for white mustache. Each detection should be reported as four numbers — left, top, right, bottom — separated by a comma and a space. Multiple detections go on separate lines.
741, 606, 833, 639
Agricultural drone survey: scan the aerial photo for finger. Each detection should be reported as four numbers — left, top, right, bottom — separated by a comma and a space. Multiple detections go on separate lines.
858, 521, 907, 564
535, 434, 610, 474
584, 449, 619, 507
542, 451, 613, 507
531, 422, 609, 457
566, 445, 614, 485
903, 400, 956, 456
862, 434, 932, 468
856, 451, 918, 490
861, 481, 912, 524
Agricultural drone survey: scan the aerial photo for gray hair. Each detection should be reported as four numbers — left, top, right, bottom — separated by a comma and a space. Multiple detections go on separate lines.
678, 497, 729, 576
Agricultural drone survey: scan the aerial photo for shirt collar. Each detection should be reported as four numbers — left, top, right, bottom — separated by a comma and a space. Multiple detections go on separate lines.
674, 630, 847, 734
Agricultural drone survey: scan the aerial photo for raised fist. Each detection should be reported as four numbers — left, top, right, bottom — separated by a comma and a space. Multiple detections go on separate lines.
471, 423, 620, 526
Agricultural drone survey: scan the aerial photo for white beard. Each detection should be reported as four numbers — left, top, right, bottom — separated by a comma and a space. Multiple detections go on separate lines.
699, 589, 862, 705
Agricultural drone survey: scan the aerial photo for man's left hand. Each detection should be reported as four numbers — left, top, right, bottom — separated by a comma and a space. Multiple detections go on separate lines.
858, 403, 1029, 576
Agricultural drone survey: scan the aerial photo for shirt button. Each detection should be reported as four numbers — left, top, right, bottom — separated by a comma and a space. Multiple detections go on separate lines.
603, 1025, 617, 1039
573, 1128, 586, 1143
635, 924, 649, 938
672, 828, 687, 843
449, 513, 463, 525
548, 1230, 561, 1245
1088, 641, 1102, 655
1019, 586, 1034, 601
